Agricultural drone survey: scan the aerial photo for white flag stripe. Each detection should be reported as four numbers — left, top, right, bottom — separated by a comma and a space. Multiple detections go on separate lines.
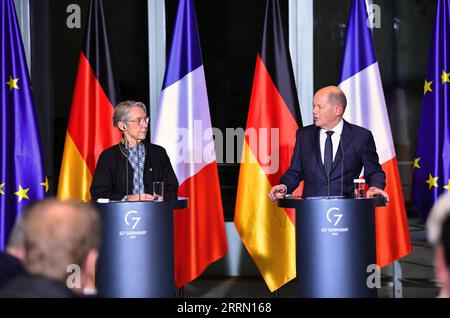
339, 63, 396, 164
153, 65, 216, 185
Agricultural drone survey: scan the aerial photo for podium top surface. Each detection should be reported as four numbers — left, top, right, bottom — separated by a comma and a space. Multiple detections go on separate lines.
94, 197, 188, 209
277, 196, 387, 209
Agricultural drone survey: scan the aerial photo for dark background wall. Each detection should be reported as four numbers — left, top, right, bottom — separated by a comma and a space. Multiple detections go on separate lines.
31, 0, 149, 195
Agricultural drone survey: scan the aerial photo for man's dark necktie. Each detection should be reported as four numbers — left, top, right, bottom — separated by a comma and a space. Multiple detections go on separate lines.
324, 131, 334, 176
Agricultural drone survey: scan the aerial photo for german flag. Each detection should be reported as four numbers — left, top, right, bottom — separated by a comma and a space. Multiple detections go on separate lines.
234, 0, 302, 292
57, 0, 121, 201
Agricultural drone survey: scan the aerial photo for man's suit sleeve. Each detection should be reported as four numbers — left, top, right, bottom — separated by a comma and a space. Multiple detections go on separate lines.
280, 129, 304, 193
362, 132, 386, 190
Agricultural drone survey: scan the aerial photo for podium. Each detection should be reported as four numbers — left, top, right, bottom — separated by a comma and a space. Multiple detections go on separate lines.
278, 197, 386, 298
95, 199, 188, 298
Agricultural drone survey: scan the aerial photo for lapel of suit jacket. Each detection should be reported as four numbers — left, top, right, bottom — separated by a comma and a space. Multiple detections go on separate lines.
312, 125, 327, 179
330, 120, 354, 173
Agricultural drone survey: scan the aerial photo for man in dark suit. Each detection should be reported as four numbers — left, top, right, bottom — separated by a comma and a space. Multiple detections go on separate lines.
269, 86, 388, 201
90, 100, 178, 201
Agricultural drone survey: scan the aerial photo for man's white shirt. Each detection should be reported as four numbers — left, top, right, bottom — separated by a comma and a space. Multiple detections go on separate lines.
320, 119, 344, 164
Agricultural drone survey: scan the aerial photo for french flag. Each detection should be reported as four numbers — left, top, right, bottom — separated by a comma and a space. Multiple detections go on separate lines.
152, 0, 227, 288
339, 0, 411, 267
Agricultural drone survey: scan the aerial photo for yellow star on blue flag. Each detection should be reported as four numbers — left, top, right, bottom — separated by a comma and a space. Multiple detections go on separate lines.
424, 80, 433, 94
413, 158, 421, 169
425, 174, 439, 190
14, 185, 30, 202
441, 70, 450, 84
41, 177, 49, 193
443, 180, 450, 192
6, 76, 19, 90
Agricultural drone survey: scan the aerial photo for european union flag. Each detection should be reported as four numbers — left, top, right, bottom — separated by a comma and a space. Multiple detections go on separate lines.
412, 0, 450, 221
0, 0, 46, 250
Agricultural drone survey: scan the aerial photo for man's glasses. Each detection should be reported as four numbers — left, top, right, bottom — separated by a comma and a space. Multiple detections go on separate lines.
128, 117, 150, 125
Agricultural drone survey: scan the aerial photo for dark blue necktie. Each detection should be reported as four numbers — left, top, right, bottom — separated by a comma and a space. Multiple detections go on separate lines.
324, 131, 334, 176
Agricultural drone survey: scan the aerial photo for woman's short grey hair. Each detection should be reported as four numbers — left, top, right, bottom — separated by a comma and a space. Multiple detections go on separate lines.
113, 100, 147, 128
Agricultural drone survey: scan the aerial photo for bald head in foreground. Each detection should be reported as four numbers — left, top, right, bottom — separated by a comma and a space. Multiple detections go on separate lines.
0, 199, 101, 297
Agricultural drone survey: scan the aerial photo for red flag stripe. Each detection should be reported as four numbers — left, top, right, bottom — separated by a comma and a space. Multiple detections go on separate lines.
376, 157, 412, 266
175, 161, 227, 287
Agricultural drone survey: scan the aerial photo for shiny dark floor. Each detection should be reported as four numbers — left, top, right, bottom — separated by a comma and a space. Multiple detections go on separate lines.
182, 218, 440, 298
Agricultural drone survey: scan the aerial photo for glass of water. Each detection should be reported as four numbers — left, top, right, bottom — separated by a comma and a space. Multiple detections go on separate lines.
153, 181, 164, 202
353, 179, 365, 199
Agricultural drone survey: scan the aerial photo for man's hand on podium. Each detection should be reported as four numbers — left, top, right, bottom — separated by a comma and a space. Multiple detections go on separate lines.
366, 187, 389, 203
268, 184, 288, 202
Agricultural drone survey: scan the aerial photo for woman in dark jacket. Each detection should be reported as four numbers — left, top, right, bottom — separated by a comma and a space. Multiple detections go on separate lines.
90, 100, 178, 201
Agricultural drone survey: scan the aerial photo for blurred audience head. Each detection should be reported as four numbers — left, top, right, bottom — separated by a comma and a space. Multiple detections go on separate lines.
427, 194, 450, 297
24, 198, 101, 294
6, 204, 33, 262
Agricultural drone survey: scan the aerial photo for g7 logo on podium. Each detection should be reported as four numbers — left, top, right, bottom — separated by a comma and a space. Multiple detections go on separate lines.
120, 210, 147, 239
124, 210, 141, 230
326, 207, 343, 227
322, 207, 348, 236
